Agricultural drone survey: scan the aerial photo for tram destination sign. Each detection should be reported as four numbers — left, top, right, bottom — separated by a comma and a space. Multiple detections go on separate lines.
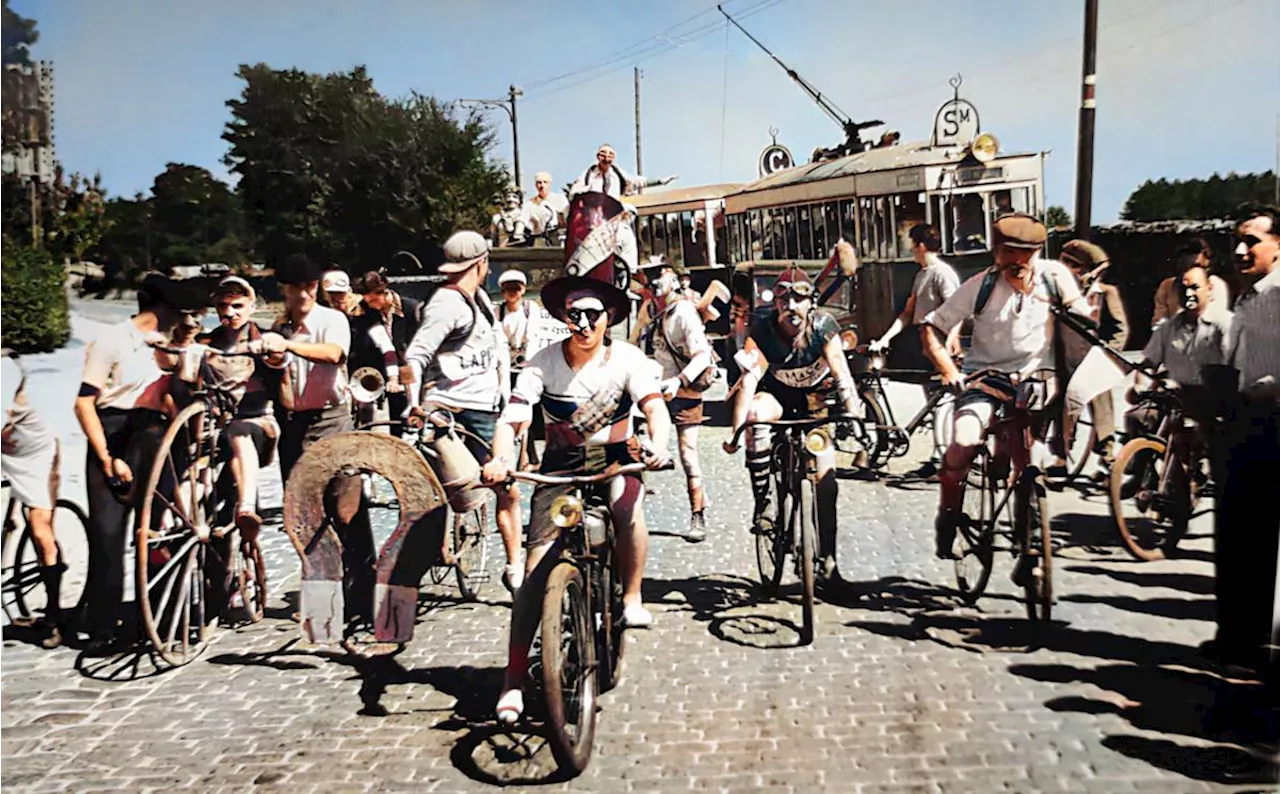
759, 143, 794, 177
932, 98, 980, 147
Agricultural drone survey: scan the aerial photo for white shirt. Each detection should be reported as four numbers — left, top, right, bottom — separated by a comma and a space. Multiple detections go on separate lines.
570, 164, 647, 199
1227, 266, 1280, 395
503, 340, 661, 448
524, 193, 568, 234
404, 288, 509, 413
1143, 308, 1232, 386
273, 303, 351, 411
925, 258, 1084, 377
910, 254, 962, 325
80, 318, 167, 410
652, 298, 714, 397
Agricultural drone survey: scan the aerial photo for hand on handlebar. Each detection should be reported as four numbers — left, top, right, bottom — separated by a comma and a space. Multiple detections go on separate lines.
639, 439, 671, 471
385, 379, 405, 394
941, 368, 966, 395
868, 338, 887, 354
480, 458, 510, 487
405, 405, 426, 430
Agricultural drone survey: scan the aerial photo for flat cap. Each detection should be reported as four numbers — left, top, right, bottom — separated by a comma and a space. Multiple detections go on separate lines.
498, 269, 527, 285
992, 213, 1047, 250
275, 253, 323, 285
439, 230, 489, 274
321, 270, 351, 293
1058, 239, 1109, 270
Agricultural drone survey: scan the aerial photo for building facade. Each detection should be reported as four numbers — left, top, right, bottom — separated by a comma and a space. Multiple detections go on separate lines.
2, 60, 56, 185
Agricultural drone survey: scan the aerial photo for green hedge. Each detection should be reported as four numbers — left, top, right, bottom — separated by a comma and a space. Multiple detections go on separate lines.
2, 243, 71, 354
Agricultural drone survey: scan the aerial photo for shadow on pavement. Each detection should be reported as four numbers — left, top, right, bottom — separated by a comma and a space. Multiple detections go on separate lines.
1064, 564, 1216, 595
644, 573, 809, 649
1101, 735, 1279, 787
1061, 592, 1215, 622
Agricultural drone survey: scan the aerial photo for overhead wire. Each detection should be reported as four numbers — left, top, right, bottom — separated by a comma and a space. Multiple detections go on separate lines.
719, 18, 731, 180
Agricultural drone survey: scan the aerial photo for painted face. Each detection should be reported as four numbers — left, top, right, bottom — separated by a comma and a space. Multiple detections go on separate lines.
217, 293, 254, 330
535, 176, 551, 199
652, 269, 678, 299
1180, 267, 1210, 311
284, 281, 319, 315
1235, 216, 1279, 276
597, 147, 615, 168
775, 287, 813, 333
564, 292, 609, 347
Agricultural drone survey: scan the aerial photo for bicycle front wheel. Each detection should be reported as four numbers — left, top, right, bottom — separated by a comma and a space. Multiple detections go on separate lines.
953, 455, 995, 604
540, 563, 597, 776
1015, 472, 1053, 622
452, 494, 492, 602
797, 478, 817, 646
2, 500, 91, 624
1109, 437, 1186, 561
754, 464, 789, 595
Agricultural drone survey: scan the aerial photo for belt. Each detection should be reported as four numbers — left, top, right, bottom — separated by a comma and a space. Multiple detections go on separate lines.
283, 402, 348, 422
98, 406, 167, 424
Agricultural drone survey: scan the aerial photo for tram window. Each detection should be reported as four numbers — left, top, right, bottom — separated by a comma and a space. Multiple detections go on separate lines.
953, 193, 987, 253
810, 203, 828, 258
652, 214, 668, 261
875, 197, 893, 260
712, 210, 729, 265
988, 186, 1032, 229
639, 216, 655, 260
839, 200, 856, 246
681, 211, 705, 268
823, 202, 841, 249
892, 192, 927, 259
781, 205, 798, 259
750, 210, 764, 260
665, 212, 684, 267
727, 214, 743, 263
858, 197, 876, 259
764, 208, 784, 259
797, 204, 814, 260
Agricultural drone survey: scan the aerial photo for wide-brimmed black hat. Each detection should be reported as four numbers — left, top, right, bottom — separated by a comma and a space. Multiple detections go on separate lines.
542, 192, 633, 327
140, 273, 209, 311
274, 253, 324, 285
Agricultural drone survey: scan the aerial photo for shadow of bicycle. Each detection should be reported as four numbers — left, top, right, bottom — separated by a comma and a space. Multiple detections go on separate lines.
644, 573, 809, 649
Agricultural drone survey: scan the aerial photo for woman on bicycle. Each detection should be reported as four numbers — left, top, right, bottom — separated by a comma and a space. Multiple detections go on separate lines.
480, 200, 671, 725
2, 353, 64, 648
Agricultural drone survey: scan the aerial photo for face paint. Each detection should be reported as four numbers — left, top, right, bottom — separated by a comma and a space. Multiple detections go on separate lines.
653, 270, 678, 299
566, 295, 606, 336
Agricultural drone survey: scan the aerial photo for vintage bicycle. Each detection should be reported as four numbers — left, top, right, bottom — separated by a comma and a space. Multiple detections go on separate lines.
508, 459, 672, 776
1108, 379, 1210, 562
1, 474, 90, 630
135, 344, 271, 667
730, 414, 855, 644
949, 368, 1056, 622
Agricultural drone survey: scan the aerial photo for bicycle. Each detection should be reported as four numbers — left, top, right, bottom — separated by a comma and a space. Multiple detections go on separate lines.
510, 460, 672, 775
948, 368, 1055, 622
1, 475, 90, 629
1108, 379, 1208, 562
135, 344, 271, 667
730, 414, 853, 645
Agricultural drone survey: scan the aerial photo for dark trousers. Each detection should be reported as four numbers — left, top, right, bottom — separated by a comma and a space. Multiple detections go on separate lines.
1213, 401, 1280, 669
278, 404, 376, 622
83, 408, 165, 639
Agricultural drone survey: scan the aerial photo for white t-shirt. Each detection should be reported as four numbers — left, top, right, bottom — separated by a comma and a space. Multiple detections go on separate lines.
924, 259, 1083, 376
652, 298, 714, 396
503, 340, 661, 448
80, 318, 168, 410
910, 255, 962, 325
272, 303, 352, 411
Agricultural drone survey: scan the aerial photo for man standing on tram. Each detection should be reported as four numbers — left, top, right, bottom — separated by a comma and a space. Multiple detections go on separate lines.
569, 143, 675, 199
867, 224, 962, 480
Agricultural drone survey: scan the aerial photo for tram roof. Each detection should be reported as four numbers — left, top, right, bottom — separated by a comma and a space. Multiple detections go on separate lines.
734, 140, 1036, 195
627, 182, 745, 213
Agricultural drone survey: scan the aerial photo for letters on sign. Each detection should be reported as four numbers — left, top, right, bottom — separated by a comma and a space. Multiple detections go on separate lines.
932, 99, 980, 147
758, 144, 795, 177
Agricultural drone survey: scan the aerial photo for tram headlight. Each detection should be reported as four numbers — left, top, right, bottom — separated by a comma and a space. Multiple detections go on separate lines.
549, 494, 584, 528
805, 429, 831, 455
969, 132, 1000, 163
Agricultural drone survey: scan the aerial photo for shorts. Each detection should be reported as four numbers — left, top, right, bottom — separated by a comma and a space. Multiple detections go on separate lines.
950, 374, 1054, 446
667, 396, 705, 428
1, 437, 58, 511
527, 441, 643, 547
450, 408, 498, 464
227, 415, 278, 466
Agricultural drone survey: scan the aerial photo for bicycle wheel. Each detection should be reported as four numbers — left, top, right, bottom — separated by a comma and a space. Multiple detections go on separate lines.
953, 455, 995, 604
1109, 437, 1185, 561
3, 499, 91, 625
540, 563, 597, 776
452, 495, 492, 602
797, 477, 817, 646
1015, 472, 1053, 622
136, 402, 221, 667
858, 389, 893, 470
229, 532, 267, 624
754, 462, 789, 595
1044, 412, 1094, 488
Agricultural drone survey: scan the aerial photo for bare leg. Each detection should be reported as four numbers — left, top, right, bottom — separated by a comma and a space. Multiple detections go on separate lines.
495, 484, 522, 566
26, 508, 57, 567
499, 537, 561, 703
677, 424, 707, 541
611, 475, 648, 609
228, 433, 261, 537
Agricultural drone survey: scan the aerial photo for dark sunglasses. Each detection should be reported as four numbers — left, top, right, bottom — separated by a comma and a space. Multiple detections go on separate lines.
1239, 234, 1264, 248
775, 281, 814, 298
500, 282, 524, 291
565, 307, 606, 326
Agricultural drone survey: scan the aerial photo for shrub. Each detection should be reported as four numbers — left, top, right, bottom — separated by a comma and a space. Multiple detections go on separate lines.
1, 243, 71, 353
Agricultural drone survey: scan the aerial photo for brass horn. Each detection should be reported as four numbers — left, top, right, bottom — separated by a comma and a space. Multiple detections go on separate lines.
350, 367, 386, 405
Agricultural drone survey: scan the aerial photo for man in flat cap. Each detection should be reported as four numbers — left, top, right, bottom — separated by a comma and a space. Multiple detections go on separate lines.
402, 231, 524, 594
1052, 239, 1130, 480
270, 253, 376, 633
922, 213, 1091, 575
73, 274, 208, 651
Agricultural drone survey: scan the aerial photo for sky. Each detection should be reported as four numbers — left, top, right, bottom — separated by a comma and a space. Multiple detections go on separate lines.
16, 0, 1280, 223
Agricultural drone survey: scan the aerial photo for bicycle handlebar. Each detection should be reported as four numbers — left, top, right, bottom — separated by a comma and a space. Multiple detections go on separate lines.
150, 343, 257, 358
509, 460, 674, 486
728, 414, 858, 448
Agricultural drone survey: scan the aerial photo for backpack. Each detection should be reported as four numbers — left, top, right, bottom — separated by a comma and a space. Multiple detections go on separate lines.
973, 266, 1060, 316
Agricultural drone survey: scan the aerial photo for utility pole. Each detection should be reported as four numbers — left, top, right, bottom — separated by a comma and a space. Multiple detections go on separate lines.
634, 67, 643, 176
1073, 0, 1099, 241
457, 85, 524, 192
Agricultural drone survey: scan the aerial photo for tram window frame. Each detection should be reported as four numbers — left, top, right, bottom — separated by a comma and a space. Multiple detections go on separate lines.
874, 196, 893, 260
665, 212, 684, 268
811, 203, 829, 259
857, 197, 877, 259
951, 192, 989, 254
679, 210, 703, 268
763, 207, 784, 259
823, 202, 842, 250
639, 215, 656, 260
727, 214, 743, 263
989, 185, 1034, 229
712, 209, 729, 265
797, 204, 815, 260
891, 192, 928, 259
652, 213, 669, 261
839, 199, 856, 248
782, 205, 799, 259
750, 209, 764, 260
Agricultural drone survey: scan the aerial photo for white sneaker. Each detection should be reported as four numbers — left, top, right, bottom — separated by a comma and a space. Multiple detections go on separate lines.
495, 688, 524, 724
622, 603, 653, 629
502, 563, 524, 596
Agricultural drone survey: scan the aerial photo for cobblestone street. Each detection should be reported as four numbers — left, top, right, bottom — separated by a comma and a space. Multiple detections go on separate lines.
3, 410, 1278, 792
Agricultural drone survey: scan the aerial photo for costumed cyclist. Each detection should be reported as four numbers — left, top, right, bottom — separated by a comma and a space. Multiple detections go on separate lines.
638, 254, 718, 543
480, 192, 672, 724
723, 264, 865, 590
920, 214, 1090, 574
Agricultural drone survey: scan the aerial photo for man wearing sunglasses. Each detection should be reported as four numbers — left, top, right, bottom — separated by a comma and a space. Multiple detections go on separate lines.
725, 266, 864, 590
921, 213, 1089, 565
480, 259, 672, 724
402, 231, 525, 595
1204, 209, 1280, 678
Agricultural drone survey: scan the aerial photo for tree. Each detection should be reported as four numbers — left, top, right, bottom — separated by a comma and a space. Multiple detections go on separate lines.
1, 241, 70, 353
1120, 172, 1277, 221
1, 0, 38, 66
1045, 205, 1072, 229
222, 63, 509, 271
44, 169, 111, 265
93, 193, 154, 284
149, 163, 245, 266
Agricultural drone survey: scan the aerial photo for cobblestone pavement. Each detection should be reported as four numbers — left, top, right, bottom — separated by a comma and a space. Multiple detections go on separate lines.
3, 404, 1278, 793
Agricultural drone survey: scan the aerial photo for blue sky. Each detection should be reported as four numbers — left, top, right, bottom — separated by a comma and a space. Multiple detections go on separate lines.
18, 0, 1279, 222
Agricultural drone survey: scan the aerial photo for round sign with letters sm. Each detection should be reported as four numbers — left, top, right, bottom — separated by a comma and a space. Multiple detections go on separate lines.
758, 144, 794, 177
932, 98, 980, 147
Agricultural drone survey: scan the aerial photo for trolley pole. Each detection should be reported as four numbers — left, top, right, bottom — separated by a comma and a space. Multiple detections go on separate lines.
634, 67, 643, 176
1073, 0, 1099, 241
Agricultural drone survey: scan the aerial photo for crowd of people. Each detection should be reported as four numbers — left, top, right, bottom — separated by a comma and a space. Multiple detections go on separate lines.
2, 158, 1276, 716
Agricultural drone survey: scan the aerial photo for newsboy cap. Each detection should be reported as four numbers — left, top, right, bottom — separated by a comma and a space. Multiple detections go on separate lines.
439, 231, 489, 274
1058, 239, 1109, 270
992, 213, 1047, 250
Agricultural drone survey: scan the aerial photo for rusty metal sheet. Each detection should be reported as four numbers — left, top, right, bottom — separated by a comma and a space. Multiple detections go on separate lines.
282, 431, 447, 651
